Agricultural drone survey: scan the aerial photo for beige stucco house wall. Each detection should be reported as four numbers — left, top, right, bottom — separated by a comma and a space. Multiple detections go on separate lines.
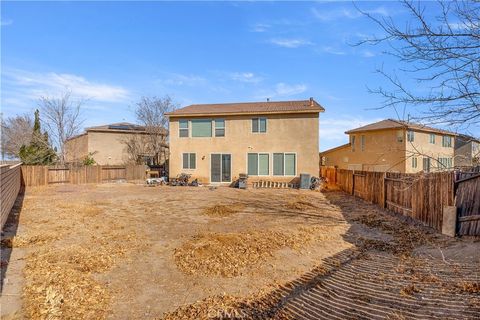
167, 99, 324, 184
320, 120, 456, 173
65, 123, 168, 165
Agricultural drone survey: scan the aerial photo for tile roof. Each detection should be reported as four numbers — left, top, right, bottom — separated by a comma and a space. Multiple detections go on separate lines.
345, 119, 457, 136
86, 122, 145, 132
166, 98, 325, 116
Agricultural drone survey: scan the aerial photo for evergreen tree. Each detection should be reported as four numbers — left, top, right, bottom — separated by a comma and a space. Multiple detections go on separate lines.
19, 110, 56, 165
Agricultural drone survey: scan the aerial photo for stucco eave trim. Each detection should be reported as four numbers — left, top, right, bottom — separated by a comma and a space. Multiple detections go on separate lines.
166, 110, 324, 118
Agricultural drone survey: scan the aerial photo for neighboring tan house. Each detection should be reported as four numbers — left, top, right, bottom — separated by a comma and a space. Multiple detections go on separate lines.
65, 122, 168, 165
455, 134, 480, 167
166, 98, 324, 184
320, 119, 456, 173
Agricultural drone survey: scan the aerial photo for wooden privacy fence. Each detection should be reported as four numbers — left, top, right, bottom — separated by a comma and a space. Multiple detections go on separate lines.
454, 173, 480, 236
21, 164, 147, 187
1, 163, 22, 230
321, 167, 455, 232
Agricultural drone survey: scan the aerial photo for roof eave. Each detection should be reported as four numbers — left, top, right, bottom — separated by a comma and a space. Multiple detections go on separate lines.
166, 109, 324, 118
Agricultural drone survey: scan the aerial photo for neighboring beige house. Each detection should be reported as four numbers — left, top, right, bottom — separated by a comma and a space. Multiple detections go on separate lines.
65, 122, 168, 165
166, 98, 324, 184
320, 119, 456, 173
455, 134, 480, 167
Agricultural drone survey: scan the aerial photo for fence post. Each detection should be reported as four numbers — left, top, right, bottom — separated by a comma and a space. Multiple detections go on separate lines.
351, 171, 355, 196
383, 172, 387, 209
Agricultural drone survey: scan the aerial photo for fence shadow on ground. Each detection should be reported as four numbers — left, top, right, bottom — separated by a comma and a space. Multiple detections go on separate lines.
231, 191, 480, 320
1, 191, 25, 293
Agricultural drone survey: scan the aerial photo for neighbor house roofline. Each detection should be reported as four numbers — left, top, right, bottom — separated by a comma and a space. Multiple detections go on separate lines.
345, 119, 457, 136
319, 143, 351, 155
66, 122, 168, 142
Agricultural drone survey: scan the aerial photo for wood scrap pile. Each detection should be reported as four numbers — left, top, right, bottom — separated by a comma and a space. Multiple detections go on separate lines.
174, 228, 319, 277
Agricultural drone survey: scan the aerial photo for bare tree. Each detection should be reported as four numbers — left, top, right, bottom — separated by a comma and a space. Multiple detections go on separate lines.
356, 0, 480, 132
39, 91, 84, 164
122, 134, 150, 165
134, 96, 177, 165
1, 113, 33, 159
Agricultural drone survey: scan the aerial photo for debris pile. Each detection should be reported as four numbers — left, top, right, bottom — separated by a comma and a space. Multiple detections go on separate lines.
174, 228, 318, 277
202, 203, 245, 217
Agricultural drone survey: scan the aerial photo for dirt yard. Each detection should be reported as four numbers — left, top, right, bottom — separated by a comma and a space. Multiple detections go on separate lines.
1, 183, 479, 319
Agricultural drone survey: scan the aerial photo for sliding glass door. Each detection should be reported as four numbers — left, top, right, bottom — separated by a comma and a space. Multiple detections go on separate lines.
211, 154, 231, 183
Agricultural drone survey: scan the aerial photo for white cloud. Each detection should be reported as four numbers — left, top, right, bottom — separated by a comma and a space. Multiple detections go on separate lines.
319, 46, 346, 56
161, 73, 207, 86
255, 82, 307, 99
1, 18, 13, 26
312, 6, 390, 22
2, 68, 130, 102
269, 38, 313, 48
251, 23, 270, 33
361, 50, 375, 58
230, 72, 262, 84
275, 83, 307, 96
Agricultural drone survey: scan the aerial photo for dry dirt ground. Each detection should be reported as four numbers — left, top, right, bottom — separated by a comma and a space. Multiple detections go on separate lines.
0, 183, 479, 319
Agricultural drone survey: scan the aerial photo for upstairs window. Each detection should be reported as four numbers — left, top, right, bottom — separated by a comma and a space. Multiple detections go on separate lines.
407, 130, 415, 142
412, 157, 418, 168
351, 136, 356, 152
361, 135, 366, 151
429, 134, 436, 144
215, 119, 225, 137
179, 120, 189, 137
191, 119, 212, 137
252, 118, 267, 133
442, 135, 452, 147
182, 153, 196, 169
396, 130, 404, 142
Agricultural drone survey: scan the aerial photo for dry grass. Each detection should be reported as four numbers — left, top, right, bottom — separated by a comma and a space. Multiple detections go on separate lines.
23, 233, 146, 320
400, 283, 421, 296
202, 203, 245, 217
452, 281, 480, 294
174, 227, 320, 277
354, 213, 430, 254
285, 195, 317, 211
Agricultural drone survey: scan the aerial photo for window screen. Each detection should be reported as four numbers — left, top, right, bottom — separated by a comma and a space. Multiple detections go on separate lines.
252, 118, 267, 133
179, 120, 189, 137
259, 154, 269, 175
182, 153, 196, 169
273, 153, 284, 176
215, 119, 225, 137
247, 153, 258, 176
285, 154, 296, 175
191, 119, 212, 137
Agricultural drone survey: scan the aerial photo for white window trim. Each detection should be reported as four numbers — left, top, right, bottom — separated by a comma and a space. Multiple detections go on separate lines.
272, 152, 297, 177
251, 117, 267, 134
182, 152, 196, 170
209, 152, 233, 184
429, 134, 436, 144
245, 152, 270, 177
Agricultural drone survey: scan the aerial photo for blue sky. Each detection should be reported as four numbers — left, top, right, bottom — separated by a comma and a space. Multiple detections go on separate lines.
2, 1, 475, 151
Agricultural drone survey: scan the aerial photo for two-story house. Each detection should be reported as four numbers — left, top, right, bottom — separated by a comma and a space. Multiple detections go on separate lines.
65, 122, 168, 165
166, 98, 324, 184
455, 134, 480, 167
320, 119, 456, 173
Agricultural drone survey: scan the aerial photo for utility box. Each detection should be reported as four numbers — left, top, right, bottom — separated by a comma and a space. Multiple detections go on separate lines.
238, 173, 248, 189
300, 173, 311, 189
442, 206, 457, 237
